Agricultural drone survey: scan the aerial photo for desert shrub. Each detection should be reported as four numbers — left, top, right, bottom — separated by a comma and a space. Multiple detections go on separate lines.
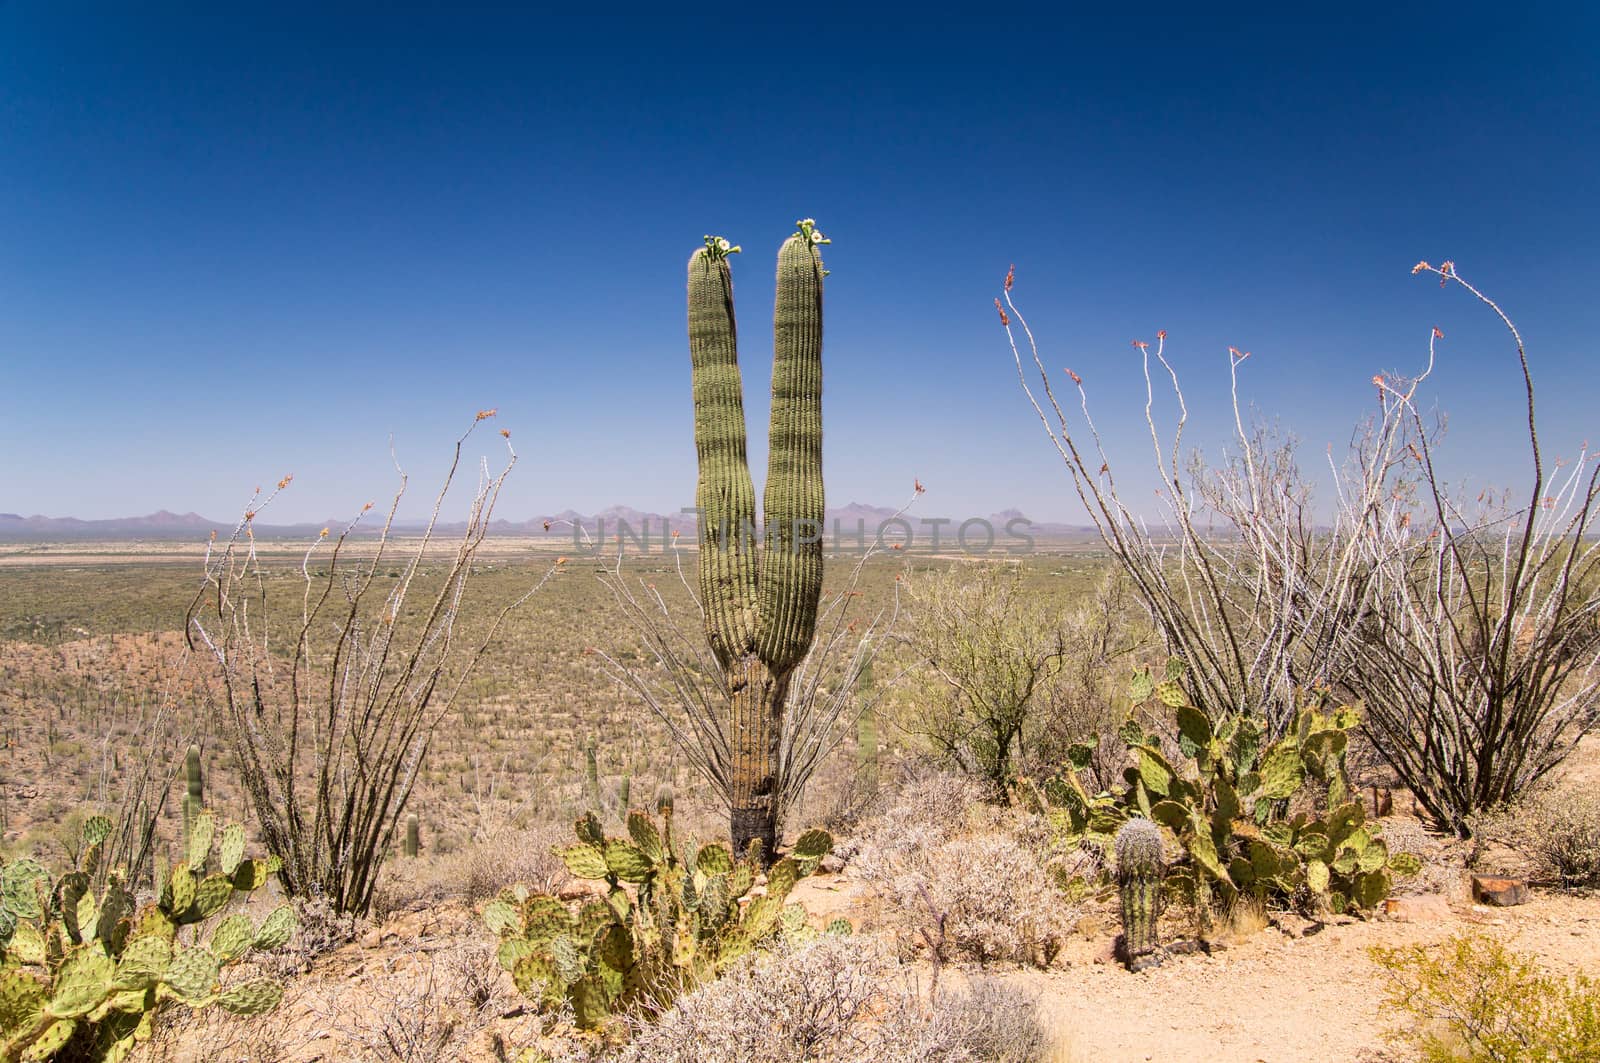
899, 561, 1068, 797
1472, 789, 1600, 889
619, 935, 1051, 1063
1372, 934, 1600, 1062
373, 823, 571, 920
871, 978, 1052, 1063
853, 777, 1069, 968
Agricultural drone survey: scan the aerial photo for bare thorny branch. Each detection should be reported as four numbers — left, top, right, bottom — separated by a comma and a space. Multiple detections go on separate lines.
186, 415, 562, 912
1001, 261, 1600, 835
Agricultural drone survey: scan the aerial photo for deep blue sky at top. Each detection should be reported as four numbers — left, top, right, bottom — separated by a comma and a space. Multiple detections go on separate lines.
3, 4, 1597, 524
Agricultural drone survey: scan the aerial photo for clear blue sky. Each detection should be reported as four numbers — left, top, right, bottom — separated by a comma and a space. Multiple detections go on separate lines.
3, 5, 1596, 524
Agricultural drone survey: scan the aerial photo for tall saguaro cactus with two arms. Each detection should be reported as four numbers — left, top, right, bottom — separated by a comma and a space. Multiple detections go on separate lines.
688, 220, 828, 859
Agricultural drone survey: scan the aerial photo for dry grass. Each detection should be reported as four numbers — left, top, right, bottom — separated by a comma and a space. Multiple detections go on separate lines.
618, 934, 1053, 1063
851, 767, 1073, 969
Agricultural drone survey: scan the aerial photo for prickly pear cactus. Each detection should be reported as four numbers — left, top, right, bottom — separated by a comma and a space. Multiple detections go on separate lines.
1116, 659, 1414, 918
1115, 818, 1165, 972
0, 811, 295, 1061
482, 804, 833, 1030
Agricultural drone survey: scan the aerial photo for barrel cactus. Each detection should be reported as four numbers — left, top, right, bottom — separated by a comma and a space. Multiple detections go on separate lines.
687, 220, 828, 858
1115, 818, 1165, 971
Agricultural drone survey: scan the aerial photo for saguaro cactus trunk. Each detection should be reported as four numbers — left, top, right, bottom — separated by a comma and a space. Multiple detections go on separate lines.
687, 223, 828, 860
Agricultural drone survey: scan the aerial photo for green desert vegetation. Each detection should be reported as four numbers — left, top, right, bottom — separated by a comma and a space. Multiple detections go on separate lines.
0, 235, 1597, 1061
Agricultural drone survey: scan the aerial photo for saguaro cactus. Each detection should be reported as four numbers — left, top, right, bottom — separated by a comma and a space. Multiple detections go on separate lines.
1115, 818, 1165, 971
183, 743, 204, 850
688, 221, 828, 859
404, 813, 420, 858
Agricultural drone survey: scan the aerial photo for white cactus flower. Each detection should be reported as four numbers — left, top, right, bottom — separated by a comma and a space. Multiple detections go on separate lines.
809, 230, 825, 244
716, 237, 731, 252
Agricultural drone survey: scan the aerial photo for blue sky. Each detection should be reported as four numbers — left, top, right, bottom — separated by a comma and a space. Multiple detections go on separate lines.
3, 5, 1596, 524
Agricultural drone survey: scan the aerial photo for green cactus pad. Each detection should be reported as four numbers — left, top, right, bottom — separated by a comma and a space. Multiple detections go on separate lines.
22, 1018, 75, 1060
765, 857, 799, 901
791, 828, 833, 864
229, 858, 272, 892
177, 875, 235, 924
575, 812, 605, 848
186, 811, 215, 870
113, 935, 171, 989
696, 843, 734, 875
216, 977, 283, 1016
626, 811, 664, 864
1256, 745, 1305, 799
8, 922, 46, 966
558, 844, 610, 880
218, 823, 246, 877
481, 899, 519, 938
603, 841, 653, 883
0, 968, 46, 1029
163, 946, 220, 1002
208, 914, 255, 964
165, 864, 196, 915
251, 905, 297, 951
46, 948, 114, 1018
3, 858, 50, 920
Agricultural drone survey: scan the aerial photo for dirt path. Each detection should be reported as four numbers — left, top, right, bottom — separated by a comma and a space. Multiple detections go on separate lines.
1004, 891, 1600, 1062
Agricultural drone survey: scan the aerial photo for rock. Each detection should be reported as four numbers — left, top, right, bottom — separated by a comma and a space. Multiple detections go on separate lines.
818, 853, 845, 875
360, 929, 383, 949
1270, 912, 1321, 939
1472, 875, 1530, 907
1384, 894, 1452, 922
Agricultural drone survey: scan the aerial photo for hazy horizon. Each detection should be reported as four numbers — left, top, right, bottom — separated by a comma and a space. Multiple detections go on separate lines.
4, 8, 1596, 524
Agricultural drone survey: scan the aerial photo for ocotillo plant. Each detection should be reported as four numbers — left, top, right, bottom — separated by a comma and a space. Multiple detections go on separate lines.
1115, 818, 1165, 972
688, 220, 828, 859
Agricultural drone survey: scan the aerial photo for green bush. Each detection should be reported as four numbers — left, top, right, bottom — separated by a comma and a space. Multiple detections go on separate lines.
0, 812, 295, 1061
1372, 934, 1600, 1062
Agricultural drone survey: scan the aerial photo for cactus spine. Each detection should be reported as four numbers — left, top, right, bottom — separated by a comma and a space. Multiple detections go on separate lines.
1115, 818, 1165, 971
404, 813, 419, 858
688, 222, 827, 859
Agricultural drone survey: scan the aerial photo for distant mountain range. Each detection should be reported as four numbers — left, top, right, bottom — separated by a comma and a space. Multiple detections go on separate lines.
0, 505, 1097, 542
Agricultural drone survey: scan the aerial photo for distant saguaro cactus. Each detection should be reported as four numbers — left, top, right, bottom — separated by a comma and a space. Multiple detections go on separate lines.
688, 221, 828, 859
1115, 818, 1165, 971
403, 812, 419, 858
183, 743, 204, 851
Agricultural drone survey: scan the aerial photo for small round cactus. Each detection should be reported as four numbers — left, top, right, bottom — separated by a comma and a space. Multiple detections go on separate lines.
1115, 818, 1165, 972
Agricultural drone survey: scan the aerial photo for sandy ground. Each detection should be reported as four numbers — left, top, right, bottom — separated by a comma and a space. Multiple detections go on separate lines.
791, 864, 1600, 1063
